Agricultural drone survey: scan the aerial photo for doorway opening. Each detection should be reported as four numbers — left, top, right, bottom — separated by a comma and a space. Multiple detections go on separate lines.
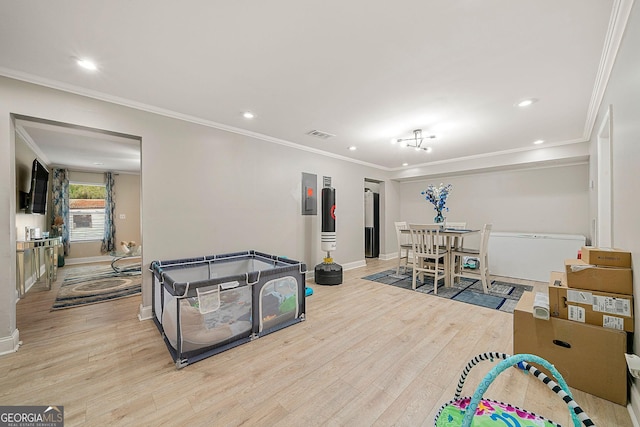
364, 179, 382, 258
12, 114, 142, 334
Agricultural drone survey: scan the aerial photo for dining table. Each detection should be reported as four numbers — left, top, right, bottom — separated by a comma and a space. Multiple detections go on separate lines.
401, 226, 480, 288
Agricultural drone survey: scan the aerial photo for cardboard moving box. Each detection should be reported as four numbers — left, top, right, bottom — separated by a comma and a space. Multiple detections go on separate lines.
564, 259, 633, 295
582, 246, 632, 268
548, 271, 634, 332
514, 291, 628, 406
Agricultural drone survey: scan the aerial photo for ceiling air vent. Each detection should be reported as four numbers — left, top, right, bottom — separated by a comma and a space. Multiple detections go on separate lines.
306, 130, 336, 139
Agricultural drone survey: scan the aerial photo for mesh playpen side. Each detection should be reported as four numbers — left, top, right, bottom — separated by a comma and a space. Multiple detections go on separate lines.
151, 250, 306, 368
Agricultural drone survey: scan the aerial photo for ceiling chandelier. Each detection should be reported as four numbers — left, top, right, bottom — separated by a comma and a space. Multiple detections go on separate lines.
392, 129, 435, 152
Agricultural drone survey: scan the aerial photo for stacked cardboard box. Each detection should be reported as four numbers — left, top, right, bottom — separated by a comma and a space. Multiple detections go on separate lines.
514, 246, 633, 406
514, 292, 628, 405
562, 246, 633, 330
548, 271, 633, 332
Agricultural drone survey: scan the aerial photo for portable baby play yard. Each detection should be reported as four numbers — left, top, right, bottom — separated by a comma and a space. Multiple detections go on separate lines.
151, 250, 306, 369
435, 352, 595, 426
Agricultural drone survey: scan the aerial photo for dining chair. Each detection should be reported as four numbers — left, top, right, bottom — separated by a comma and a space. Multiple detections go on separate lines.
450, 223, 492, 293
408, 224, 448, 294
394, 221, 412, 275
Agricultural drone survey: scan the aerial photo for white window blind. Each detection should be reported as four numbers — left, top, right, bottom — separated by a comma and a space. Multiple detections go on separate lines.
68, 182, 107, 242
69, 208, 105, 241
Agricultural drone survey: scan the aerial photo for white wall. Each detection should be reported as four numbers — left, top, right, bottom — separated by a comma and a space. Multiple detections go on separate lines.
399, 164, 590, 237
114, 173, 141, 252
15, 132, 48, 238
14, 132, 48, 292
0, 76, 394, 350
588, 2, 640, 419
381, 180, 401, 259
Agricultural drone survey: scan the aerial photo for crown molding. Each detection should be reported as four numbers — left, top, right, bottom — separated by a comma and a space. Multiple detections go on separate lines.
583, 0, 634, 140
13, 119, 51, 167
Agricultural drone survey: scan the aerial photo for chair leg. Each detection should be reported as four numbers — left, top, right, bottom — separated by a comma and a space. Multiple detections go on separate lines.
480, 256, 490, 293
433, 258, 439, 295
450, 253, 457, 285
396, 251, 402, 275
455, 256, 462, 284
445, 253, 451, 288
403, 249, 409, 274
412, 267, 417, 290
480, 271, 489, 293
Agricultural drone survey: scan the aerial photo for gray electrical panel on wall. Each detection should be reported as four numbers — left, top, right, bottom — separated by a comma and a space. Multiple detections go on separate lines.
301, 172, 317, 215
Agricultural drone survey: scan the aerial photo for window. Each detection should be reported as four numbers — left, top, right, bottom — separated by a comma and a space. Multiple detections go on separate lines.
69, 183, 106, 242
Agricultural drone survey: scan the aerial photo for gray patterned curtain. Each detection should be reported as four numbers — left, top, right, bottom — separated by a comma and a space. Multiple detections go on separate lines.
50, 168, 70, 256
100, 172, 116, 254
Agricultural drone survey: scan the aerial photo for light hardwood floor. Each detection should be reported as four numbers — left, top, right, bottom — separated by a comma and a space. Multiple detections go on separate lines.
1, 258, 632, 426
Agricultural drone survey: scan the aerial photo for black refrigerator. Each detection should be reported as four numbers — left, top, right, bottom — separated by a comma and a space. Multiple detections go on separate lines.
364, 190, 379, 258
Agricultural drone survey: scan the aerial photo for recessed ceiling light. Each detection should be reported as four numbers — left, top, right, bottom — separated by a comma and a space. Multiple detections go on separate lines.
243, 112, 255, 119
348, 146, 357, 151
402, 162, 409, 166
77, 58, 97, 71
516, 98, 538, 107
92, 162, 104, 165
533, 139, 545, 145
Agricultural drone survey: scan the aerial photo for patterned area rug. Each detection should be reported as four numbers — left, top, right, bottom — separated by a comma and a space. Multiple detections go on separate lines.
52, 264, 141, 310
362, 269, 532, 313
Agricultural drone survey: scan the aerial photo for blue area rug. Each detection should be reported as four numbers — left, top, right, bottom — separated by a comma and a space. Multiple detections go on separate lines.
362, 269, 532, 313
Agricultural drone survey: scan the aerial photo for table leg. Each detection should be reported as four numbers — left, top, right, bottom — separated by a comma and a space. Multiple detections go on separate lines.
44, 246, 54, 290
441, 237, 448, 288
33, 247, 41, 282
52, 242, 59, 280
444, 238, 451, 288
17, 250, 25, 298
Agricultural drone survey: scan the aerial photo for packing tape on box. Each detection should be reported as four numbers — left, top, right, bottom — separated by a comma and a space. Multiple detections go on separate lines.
533, 292, 550, 320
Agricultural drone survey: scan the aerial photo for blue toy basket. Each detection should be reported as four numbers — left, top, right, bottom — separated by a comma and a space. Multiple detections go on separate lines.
434, 352, 595, 426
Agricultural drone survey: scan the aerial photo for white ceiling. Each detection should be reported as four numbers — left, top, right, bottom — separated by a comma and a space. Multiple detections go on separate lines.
0, 1, 624, 173
14, 118, 141, 173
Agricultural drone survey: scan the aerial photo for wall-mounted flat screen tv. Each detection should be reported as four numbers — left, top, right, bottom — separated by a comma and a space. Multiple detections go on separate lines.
26, 159, 49, 214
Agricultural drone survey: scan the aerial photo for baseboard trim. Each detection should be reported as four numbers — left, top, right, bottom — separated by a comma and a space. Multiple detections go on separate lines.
138, 303, 153, 321
378, 252, 397, 261
65, 255, 112, 265
343, 259, 367, 271
0, 329, 20, 356
304, 259, 367, 280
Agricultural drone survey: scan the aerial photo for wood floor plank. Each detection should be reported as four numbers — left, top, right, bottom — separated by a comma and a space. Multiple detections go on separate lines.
0, 259, 632, 426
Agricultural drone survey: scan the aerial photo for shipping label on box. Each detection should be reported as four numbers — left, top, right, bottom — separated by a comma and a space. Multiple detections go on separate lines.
568, 305, 585, 322
566, 289, 591, 304
603, 315, 625, 331
593, 295, 632, 317
564, 290, 632, 316
582, 246, 632, 268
